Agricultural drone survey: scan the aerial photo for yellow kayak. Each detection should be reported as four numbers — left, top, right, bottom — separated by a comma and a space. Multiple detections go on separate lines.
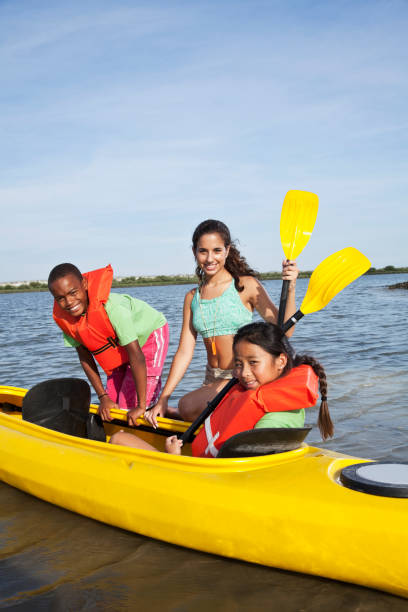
1, 384, 407, 599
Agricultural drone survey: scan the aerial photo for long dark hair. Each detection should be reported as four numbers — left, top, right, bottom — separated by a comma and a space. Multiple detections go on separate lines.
233, 322, 334, 440
192, 219, 258, 292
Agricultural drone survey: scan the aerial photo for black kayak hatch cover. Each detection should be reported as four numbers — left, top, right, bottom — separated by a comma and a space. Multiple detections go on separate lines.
340, 462, 408, 498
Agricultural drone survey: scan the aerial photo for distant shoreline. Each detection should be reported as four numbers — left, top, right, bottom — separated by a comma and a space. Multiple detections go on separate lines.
0, 267, 407, 294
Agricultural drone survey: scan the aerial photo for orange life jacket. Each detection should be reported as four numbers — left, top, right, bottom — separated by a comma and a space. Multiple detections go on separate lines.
52, 264, 129, 375
192, 365, 318, 458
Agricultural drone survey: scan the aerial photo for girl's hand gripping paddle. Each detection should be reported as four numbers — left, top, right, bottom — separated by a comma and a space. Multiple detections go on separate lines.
283, 247, 371, 333
278, 190, 319, 329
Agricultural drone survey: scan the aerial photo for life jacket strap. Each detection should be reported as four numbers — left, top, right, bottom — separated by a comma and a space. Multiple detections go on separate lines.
91, 336, 120, 356
204, 414, 220, 457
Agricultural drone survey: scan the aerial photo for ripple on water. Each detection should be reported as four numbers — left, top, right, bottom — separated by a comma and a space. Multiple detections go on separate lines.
1, 275, 408, 609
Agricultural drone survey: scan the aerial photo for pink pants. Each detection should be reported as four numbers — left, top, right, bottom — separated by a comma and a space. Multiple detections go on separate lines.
106, 323, 169, 409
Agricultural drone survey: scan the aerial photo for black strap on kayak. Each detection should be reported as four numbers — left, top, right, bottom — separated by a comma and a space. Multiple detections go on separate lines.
0, 402, 21, 412
179, 377, 239, 444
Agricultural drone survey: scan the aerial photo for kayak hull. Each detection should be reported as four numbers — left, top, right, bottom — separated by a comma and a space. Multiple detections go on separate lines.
1, 385, 407, 598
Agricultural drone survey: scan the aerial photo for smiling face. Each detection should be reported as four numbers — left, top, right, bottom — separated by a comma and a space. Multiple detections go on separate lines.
193, 232, 230, 278
233, 339, 287, 390
50, 273, 89, 318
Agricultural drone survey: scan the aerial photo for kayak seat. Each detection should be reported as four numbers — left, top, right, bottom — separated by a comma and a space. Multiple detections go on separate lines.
217, 426, 312, 458
22, 378, 106, 442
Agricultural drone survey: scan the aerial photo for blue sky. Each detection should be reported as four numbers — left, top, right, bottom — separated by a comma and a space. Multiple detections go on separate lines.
1, 0, 407, 281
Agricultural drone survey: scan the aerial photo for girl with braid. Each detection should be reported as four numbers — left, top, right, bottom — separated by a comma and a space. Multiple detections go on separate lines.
111, 322, 333, 455
230, 322, 332, 436
145, 220, 298, 426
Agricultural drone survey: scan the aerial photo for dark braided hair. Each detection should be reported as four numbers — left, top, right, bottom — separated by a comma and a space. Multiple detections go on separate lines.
192, 219, 259, 292
233, 322, 334, 440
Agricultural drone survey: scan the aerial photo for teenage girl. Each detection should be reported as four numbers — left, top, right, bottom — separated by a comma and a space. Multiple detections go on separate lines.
110, 322, 333, 455
145, 219, 299, 426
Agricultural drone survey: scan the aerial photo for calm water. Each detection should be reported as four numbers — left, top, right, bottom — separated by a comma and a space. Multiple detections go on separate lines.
1, 275, 407, 610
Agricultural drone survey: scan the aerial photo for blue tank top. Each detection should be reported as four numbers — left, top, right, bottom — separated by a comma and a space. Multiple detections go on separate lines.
191, 281, 253, 338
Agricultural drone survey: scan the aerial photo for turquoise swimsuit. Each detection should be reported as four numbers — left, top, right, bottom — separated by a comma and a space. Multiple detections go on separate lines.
191, 281, 253, 338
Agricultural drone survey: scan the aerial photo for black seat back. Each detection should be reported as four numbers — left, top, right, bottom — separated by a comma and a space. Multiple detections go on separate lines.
217, 426, 312, 458
22, 378, 105, 442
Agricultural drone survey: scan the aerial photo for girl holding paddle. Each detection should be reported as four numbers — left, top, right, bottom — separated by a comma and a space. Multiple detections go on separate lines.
145, 219, 298, 425
110, 322, 333, 454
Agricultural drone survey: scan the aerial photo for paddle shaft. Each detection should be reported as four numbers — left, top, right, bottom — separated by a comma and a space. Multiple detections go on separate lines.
282, 310, 304, 334
277, 277, 290, 328
180, 377, 239, 444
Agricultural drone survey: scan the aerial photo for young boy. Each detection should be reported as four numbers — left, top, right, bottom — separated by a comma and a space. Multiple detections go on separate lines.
48, 263, 169, 425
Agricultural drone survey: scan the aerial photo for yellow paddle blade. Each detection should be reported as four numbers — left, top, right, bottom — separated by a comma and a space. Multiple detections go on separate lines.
280, 190, 319, 260
300, 247, 371, 315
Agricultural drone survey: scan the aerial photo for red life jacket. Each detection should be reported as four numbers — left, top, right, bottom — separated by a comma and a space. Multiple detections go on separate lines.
53, 264, 128, 375
192, 365, 318, 458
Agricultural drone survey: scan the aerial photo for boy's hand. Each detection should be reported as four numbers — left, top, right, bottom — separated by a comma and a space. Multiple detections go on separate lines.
127, 407, 145, 427
98, 395, 118, 421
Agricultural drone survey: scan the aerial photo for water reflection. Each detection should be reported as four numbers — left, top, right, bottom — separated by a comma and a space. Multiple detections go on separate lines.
1, 483, 407, 611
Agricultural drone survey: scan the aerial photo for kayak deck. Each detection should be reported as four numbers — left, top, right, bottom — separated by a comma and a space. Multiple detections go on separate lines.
1, 385, 407, 599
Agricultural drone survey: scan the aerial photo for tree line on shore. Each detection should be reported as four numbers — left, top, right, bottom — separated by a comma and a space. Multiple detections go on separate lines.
0, 265, 407, 293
